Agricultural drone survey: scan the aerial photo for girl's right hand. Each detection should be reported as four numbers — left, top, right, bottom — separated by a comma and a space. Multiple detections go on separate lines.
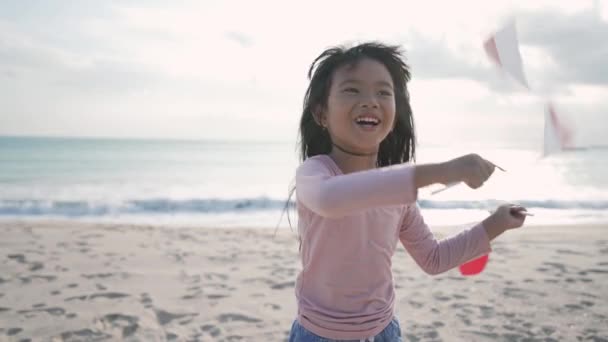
446, 153, 497, 189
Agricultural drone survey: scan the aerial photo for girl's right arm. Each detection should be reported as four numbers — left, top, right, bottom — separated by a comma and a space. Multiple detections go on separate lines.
296, 154, 496, 218
296, 158, 419, 217
424, 153, 497, 190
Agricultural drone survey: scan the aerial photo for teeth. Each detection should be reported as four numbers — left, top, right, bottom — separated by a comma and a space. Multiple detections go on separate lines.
356, 117, 379, 125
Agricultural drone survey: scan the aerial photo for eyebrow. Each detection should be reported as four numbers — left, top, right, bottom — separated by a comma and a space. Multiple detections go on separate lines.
338, 79, 394, 89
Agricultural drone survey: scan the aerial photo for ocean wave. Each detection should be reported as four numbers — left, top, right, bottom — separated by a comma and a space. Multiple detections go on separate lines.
1, 197, 608, 217
0, 198, 292, 217
418, 199, 608, 210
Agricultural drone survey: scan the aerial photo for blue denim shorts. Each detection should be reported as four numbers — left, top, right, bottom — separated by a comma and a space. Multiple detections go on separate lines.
288, 317, 402, 342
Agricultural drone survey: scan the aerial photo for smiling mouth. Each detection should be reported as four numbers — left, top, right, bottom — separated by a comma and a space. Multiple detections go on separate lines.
355, 116, 380, 126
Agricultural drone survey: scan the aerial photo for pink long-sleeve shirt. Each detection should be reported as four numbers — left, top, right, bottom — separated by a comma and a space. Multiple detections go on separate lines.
294, 155, 491, 340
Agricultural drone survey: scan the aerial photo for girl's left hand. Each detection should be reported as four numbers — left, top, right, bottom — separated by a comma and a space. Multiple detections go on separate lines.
487, 204, 528, 231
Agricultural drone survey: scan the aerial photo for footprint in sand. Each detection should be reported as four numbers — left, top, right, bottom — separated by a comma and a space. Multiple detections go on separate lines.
7, 253, 26, 263
19, 275, 56, 284
65, 292, 129, 302
408, 300, 423, 308
264, 303, 281, 311
402, 322, 440, 341
90, 292, 129, 300
270, 267, 298, 278
270, 281, 295, 290
432, 292, 450, 302
181, 286, 203, 300
501, 332, 527, 341
244, 277, 274, 286
564, 303, 585, 311
179, 272, 201, 285
581, 300, 595, 307
165, 332, 180, 341
463, 331, 499, 340
542, 261, 569, 275
139, 293, 153, 308
17, 306, 66, 316
477, 305, 495, 319
579, 268, 608, 276
82, 272, 129, 280
58, 329, 111, 341
98, 313, 139, 338
503, 287, 546, 299
201, 324, 222, 338
203, 283, 230, 291
6, 327, 23, 336
205, 272, 229, 281
540, 326, 557, 336
155, 309, 198, 326
28, 262, 44, 272
556, 248, 588, 256
207, 294, 229, 300
54, 265, 69, 272
217, 313, 262, 324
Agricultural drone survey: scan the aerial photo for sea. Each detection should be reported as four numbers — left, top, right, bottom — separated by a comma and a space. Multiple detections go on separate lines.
1, 136, 607, 228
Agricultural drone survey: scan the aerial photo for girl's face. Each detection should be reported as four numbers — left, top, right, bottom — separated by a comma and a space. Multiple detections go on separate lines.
319, 58, 396, 155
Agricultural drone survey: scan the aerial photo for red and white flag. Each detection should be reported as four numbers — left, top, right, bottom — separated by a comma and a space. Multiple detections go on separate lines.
543, 102, 574, 156
483, 20, 530, 89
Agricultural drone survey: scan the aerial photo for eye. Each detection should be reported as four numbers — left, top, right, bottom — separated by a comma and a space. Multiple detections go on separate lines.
378, 90, 393, 96
343, 87, 359, 94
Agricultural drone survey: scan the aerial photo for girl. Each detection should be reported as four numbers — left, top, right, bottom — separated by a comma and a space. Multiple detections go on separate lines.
288, 42, 528, 342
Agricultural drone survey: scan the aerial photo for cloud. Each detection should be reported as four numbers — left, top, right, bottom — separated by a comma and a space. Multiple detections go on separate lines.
225, 31, 253, 47
0, 26, 159, 95
518, 7, 608, 87
399, 32, 527, 95
0, 0, 606, 145
399, 5, 608, 94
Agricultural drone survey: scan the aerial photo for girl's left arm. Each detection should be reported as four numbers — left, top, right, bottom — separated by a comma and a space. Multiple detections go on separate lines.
398, 204, 492, 275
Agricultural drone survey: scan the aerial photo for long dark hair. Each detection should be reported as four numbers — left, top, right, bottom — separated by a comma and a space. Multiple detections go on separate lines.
278, 42, 417, 237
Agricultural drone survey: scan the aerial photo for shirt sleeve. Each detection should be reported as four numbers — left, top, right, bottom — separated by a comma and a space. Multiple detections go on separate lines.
295, 157, 418, 218
399, 204, 492, 275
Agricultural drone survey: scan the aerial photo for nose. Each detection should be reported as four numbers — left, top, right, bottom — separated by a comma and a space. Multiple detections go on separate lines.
360, 93, 379, 109
360, 102, 378, 108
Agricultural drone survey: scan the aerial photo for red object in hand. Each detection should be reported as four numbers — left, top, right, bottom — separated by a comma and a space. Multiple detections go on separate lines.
459, 254, 489, 276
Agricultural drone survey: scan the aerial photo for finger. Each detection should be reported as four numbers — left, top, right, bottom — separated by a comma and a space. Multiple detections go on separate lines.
512, 216, 526, 227
483, 161, 495, 179
487, 160, 506, 172
510, 205, 529, 214
478, 166, 491, 183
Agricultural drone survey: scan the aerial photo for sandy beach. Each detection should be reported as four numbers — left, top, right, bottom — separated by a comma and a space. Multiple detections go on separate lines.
0, 220, 607, 341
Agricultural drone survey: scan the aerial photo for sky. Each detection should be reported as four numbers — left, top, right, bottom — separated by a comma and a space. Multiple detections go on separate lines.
1, 0, 607, 148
